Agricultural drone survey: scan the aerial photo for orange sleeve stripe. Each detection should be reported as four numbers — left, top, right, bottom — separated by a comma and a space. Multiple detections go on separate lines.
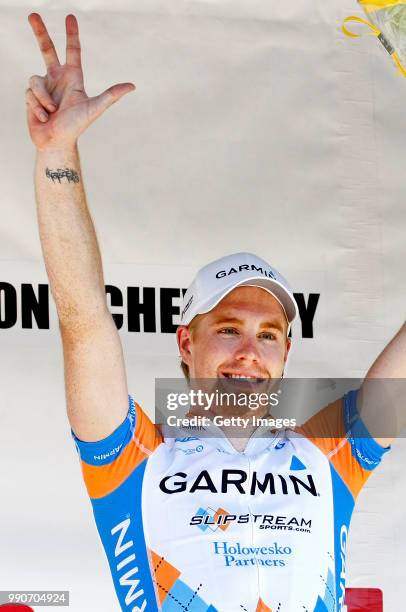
134, 403, 163, 455
296, 398, 372, 499
81, 403, 162, 499
304, 433, 372, 498
328, 438, 372, 498
295, 399, 346, 443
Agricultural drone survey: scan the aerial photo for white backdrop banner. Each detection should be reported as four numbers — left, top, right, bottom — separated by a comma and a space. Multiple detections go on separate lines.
0, 0, 405, 610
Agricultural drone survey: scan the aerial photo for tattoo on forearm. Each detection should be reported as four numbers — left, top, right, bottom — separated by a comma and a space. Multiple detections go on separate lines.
45, 167, 80, 184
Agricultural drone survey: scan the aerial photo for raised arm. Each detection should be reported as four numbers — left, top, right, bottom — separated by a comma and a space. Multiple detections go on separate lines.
358, 321, 406, 448
27, 13, 135, 441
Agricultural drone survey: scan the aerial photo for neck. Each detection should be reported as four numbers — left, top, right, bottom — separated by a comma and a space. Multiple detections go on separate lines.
224, 432, 254, 452
187, 406, 275, 452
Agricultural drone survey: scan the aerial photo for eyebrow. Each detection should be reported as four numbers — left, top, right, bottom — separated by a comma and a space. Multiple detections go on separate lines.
211, 316, 285, 333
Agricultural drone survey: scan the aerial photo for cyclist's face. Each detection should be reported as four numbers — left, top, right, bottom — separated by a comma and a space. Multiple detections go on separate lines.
178, 286, 291, 381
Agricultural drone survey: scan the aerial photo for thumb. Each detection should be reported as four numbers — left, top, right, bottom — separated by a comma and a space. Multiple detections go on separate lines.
88, 82, 136, 122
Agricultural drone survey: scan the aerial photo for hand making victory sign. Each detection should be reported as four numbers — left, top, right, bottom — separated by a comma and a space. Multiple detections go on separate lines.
26, 13, 135, 150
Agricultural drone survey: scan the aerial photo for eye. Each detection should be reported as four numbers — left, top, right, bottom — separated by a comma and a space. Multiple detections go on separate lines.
259, 332, 276, 340
218, 327, 239, 335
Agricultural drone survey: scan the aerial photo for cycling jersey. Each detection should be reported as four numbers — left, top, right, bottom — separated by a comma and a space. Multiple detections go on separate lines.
72, 389, 390, 612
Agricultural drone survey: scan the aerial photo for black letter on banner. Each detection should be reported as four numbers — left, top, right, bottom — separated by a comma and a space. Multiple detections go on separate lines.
0, 282, 17, 328
160, 288, 181, 333
293, 293, 320, 338
105, 285, 123, 330
21, 284, 49, 329
127, 287, 156, 332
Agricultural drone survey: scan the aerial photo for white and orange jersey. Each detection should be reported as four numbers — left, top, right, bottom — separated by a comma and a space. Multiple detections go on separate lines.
72, 389, 390, 612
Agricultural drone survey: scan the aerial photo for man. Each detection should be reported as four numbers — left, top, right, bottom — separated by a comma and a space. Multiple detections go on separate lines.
26, 13, 404, 612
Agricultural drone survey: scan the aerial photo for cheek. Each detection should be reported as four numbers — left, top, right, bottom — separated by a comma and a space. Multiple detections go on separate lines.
268, 341, 285, 355
265, 342, 287, 361
250, 341, 286, 371
191, 335, 229, 369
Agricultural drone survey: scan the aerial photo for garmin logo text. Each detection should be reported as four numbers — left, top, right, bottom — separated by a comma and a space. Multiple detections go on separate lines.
215, 265, 276, 280
159, 469, 318, 496
111, 518, 147, 611
93, 444, 123, 462
338, 524, 348, 612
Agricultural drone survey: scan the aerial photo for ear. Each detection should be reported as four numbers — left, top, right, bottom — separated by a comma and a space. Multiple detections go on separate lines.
176, 325, 193, 367
284, 337, 292, 363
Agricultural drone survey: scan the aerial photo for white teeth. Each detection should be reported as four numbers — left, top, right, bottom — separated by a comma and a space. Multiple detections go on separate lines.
228, 374, 257, 379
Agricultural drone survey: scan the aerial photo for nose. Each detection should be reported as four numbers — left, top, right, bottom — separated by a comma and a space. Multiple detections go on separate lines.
233, 335, 261, 364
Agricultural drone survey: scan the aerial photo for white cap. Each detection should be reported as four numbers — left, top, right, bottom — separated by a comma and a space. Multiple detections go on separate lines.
180, 252, 298, 328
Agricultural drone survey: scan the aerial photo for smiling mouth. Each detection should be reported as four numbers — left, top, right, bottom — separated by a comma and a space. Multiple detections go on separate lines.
220, 373, 268, 383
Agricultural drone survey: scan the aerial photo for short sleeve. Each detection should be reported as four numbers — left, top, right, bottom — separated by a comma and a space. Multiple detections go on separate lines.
71, 394, 137, 466
296, 388, 391, 499
71, 395, 162, 499
343, 389, 391, 470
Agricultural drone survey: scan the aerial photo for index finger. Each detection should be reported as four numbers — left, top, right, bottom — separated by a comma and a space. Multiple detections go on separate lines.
65, 14, 82, 68
28, 13, 60, 69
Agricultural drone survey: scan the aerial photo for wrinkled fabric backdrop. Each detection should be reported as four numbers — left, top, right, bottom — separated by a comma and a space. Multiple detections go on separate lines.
0, 0, 405, 610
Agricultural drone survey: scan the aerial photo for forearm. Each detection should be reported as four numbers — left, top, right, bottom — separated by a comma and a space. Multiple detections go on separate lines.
35, 144, 107, 327
359, 321, 406, 444
366, 321, 406, 378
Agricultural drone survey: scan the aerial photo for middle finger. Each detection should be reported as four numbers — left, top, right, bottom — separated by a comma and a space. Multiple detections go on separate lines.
28, 13, 60, 69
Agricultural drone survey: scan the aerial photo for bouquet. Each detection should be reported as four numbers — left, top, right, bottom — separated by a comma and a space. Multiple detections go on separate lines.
343, 1, 406, 76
